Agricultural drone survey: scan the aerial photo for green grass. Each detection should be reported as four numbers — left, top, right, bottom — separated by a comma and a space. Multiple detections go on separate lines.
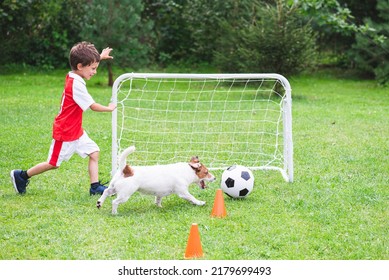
0, 69, 388, 260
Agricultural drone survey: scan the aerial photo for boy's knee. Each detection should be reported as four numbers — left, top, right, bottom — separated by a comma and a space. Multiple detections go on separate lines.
89, 151, 99, 160
47, 163, 59, 170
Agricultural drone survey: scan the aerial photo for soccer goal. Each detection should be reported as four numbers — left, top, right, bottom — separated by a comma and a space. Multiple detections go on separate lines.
111, 73, 293, 182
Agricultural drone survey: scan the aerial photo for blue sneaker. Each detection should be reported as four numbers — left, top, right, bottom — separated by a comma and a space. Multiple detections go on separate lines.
89, 182, 107, 195
10, 170, 29, 194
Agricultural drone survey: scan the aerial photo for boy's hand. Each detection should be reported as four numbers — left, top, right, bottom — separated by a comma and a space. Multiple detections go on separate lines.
100, 47, 113, 60
108, 103, 117, 111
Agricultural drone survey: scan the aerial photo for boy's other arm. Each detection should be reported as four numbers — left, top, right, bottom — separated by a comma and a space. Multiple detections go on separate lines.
90, 102, 116, 112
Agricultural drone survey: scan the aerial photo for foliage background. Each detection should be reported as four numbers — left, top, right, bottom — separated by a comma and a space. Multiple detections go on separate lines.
1, 0, 388, 83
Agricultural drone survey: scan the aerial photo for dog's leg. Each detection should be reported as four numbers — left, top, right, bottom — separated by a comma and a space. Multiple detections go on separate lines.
155, 196, 163, 208
97, 187, 116, 209
111, 195, 131, 215
177, 191, 206, 206
111, 186, 138, 214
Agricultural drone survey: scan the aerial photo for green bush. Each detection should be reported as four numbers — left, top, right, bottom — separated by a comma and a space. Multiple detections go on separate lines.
349, 0, 389, 85
0, 0, 86, 69
214, 0, 317, 76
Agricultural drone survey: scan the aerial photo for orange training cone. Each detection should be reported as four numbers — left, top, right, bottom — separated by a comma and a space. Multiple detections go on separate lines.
184, 223, 203, 259
211, 189, 227, 218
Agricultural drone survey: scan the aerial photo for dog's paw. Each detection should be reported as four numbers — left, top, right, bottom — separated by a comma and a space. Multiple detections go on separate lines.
197, 200, 206, 206
96, 201, 102, 209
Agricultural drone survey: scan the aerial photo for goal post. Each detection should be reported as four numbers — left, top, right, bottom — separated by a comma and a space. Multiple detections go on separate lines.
111, 73, 293, 182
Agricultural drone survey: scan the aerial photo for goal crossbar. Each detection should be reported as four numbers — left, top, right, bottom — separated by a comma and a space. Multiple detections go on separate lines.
111, 73, 293, 182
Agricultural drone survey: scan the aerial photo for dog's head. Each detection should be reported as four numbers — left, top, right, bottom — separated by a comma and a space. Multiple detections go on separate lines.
189, 156, 216, 189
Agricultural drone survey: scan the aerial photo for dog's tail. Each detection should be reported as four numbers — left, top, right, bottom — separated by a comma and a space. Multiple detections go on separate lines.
118, 146, 136, 171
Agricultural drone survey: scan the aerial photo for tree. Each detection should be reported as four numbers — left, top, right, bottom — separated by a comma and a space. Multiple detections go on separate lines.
214, 0, 317, 76
142, 0, 191, 65
350, 0, 389, 84
142, 0, 254, 66
181, 0, 245, 64
339, 0, 379, 25
295, 0, 386, 68
0, 0, 85, 69
75, 0, 154, 85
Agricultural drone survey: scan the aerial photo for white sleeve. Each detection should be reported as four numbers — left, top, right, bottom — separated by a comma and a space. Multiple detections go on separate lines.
72, 79, 95, 111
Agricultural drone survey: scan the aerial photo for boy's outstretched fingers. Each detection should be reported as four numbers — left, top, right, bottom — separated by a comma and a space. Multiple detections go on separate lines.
100, 47, 113, 60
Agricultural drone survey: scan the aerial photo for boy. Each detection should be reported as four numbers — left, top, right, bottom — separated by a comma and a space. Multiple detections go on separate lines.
10, 41, 116, 195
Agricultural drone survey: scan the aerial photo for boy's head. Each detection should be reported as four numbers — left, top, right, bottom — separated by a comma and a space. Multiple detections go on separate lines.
69, 42, 100, 71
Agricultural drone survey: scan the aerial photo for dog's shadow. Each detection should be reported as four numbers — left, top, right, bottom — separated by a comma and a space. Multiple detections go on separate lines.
98, 192, 208, 217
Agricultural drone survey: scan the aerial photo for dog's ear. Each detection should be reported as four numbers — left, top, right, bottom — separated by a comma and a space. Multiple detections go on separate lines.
189, 156, 201, 169
190, 156, 199, 163
123, 164, 134, 177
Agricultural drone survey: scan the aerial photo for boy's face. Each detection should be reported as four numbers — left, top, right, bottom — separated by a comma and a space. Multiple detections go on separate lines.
76, 61, 99, 80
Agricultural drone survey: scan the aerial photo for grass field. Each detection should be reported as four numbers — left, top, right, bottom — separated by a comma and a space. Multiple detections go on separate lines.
0, 69, 388, 260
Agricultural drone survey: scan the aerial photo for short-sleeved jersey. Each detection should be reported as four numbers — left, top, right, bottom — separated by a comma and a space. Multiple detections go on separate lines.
52, 72, 95, 141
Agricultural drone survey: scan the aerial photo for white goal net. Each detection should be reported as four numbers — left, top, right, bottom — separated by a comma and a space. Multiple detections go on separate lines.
111, 73, 293, 182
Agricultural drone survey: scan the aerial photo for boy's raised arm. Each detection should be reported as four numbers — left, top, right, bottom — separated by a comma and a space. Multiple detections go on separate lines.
100, 47, 113, 60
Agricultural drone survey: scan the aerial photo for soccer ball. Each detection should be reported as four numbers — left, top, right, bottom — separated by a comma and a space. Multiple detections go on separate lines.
221, 165, 254, 198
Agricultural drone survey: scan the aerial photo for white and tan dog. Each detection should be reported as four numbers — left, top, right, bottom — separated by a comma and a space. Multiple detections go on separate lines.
97, 146, 215, 214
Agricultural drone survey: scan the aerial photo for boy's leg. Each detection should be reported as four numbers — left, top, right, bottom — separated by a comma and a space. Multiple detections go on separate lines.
76, 132, 107, 195
88, 151, 108, 195
11, 139, 66, 194
27, 162, 58, 177
88, 151, 99, 184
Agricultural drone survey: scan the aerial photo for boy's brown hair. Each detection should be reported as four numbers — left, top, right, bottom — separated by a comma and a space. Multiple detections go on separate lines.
69, 41, 101, 70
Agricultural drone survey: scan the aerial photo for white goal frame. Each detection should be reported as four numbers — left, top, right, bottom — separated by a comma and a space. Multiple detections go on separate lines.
111, 73, 293, 182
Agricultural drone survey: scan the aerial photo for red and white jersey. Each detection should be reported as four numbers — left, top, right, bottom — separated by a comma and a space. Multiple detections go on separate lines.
52, 72, 95, 141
